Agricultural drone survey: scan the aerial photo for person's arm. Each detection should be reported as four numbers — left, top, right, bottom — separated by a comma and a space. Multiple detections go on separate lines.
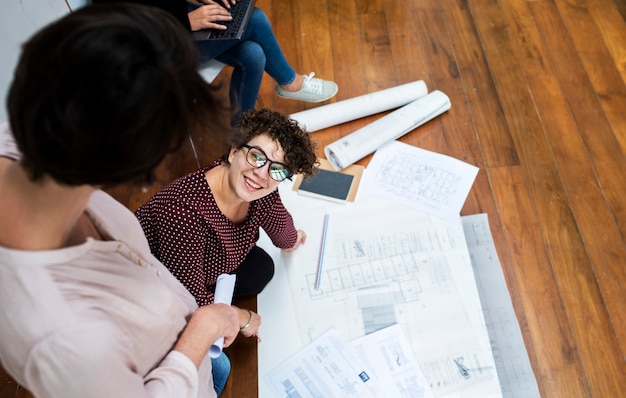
197, 0, 236, 9
186, 1, 233, 32
283, 229, 306, 252
173, 303, 239, 367
258, 191, 301, 250
232, 305, 262, 339
24, 309, 238, 398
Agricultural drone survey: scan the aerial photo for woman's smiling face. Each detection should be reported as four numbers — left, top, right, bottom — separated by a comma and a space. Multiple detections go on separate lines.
227, 133, 286, 202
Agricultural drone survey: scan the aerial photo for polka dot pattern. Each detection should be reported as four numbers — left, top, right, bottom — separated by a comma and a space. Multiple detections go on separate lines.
136, 161, 297, 306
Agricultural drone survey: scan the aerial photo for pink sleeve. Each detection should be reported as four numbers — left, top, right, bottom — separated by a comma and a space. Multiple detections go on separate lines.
23, 326, 212, 398
0, 120, 21, 160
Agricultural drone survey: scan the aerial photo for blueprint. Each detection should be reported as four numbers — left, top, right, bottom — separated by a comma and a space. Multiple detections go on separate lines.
279, 197, 502, 397
359, 140, 479, 219
256, 143, 518, 398
290, 80, 428, 133
323, 91, 451, 170
462, 214, 540, 398
258, 162, 539, 398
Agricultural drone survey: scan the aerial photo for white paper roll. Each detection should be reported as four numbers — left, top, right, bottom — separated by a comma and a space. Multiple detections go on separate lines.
289, 80, 428, 133
209, 273, 236, 358
324, 90, 451, 170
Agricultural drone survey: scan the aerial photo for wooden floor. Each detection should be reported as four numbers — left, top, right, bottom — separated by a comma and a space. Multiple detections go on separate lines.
3, 0, 626, 396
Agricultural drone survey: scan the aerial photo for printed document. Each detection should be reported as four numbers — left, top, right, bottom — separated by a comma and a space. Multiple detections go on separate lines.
349, 324, 435, 398
359, 140, 479, 219
462, 214, 540, 398
264, 328, 378, 398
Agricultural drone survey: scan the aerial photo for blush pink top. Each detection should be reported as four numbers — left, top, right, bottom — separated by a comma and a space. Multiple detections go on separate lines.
0, 121, 216, 398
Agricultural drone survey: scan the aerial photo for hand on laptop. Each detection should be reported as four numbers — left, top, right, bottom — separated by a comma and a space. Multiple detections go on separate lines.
197, 0, 237, 10
188, 2, 233, 31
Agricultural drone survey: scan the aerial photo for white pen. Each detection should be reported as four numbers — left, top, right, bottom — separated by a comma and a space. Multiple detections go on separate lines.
314, 213, 330, 290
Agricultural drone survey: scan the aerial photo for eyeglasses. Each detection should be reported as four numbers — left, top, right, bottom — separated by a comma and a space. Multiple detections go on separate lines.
242, 144, 292, 182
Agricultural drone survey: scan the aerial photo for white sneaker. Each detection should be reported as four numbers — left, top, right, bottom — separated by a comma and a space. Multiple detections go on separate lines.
275, 72, 338, 102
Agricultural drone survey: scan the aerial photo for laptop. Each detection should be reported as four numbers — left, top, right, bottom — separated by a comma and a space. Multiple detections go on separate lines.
191, 0, 257, 41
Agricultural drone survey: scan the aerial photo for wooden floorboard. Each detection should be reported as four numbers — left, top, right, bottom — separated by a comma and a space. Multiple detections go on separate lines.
529, 0, 626, 357
3, 0, 625, 396
489, 165, 590, 397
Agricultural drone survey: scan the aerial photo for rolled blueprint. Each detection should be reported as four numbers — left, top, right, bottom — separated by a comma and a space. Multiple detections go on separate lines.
290, 80, 428, 132
324, 90, 451, 170
209, 273, 236, 358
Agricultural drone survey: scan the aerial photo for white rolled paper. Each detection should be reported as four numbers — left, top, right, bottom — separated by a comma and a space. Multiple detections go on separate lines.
209, 273, 236, 358
289, 80, 428, 133
324, 90, 451, 170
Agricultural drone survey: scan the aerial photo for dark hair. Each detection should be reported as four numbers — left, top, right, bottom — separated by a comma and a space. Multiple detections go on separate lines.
227, 109, 318, 178
7, 3, 232, 186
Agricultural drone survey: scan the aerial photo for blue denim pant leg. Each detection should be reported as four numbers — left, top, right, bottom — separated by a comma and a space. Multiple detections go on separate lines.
190, 5, 296, 114
216, 40, 266, 115
211, 352, 231, 396
238, 8, 296, 86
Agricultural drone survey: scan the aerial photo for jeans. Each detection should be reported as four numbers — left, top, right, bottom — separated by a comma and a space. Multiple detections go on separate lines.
189, 3, 297, 116
211, 352, 231, 396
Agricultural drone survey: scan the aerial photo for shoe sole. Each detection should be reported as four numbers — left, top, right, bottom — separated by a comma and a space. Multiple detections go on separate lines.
274, 86, 338, 103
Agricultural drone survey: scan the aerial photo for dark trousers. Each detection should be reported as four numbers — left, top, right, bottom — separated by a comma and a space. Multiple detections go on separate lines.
230, 246, 275, 297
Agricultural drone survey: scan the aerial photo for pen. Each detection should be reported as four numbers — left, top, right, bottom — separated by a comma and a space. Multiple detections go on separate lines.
314, 213, 330, 290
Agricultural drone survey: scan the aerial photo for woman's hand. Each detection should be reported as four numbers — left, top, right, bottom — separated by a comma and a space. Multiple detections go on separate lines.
234, 306, 262, 339
283, 230, 306, 252
173, 303, 240, 368
188, 3, 233, 31
197, 0, 237, 10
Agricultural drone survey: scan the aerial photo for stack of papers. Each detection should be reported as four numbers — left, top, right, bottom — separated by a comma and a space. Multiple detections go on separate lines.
259, 139, 539, 398
265, 325, 434, 398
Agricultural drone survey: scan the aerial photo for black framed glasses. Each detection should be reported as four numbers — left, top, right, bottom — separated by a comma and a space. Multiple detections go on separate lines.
242, 144, 293, 182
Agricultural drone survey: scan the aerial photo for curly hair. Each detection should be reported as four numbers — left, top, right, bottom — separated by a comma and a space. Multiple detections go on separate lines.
229, 109, 318, 178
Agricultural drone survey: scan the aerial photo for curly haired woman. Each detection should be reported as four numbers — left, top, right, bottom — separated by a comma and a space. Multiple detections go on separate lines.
136, 108, 318, 343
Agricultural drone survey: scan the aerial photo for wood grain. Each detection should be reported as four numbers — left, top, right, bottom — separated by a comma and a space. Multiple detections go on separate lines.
3, 0, 625, 396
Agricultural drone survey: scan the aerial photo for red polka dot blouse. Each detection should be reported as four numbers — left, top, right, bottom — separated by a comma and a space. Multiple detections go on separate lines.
135, 161, 298, 305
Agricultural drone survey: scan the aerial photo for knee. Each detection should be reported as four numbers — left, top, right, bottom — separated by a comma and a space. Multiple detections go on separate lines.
248, 44, 266, 69
258, 257, 275, 287
236, 42, 266, 73
215, 353, 231, 375
247, 252, 275, 295
232, 247, 276, 296
249, 7, 270, 27
211, 353, 231, 396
